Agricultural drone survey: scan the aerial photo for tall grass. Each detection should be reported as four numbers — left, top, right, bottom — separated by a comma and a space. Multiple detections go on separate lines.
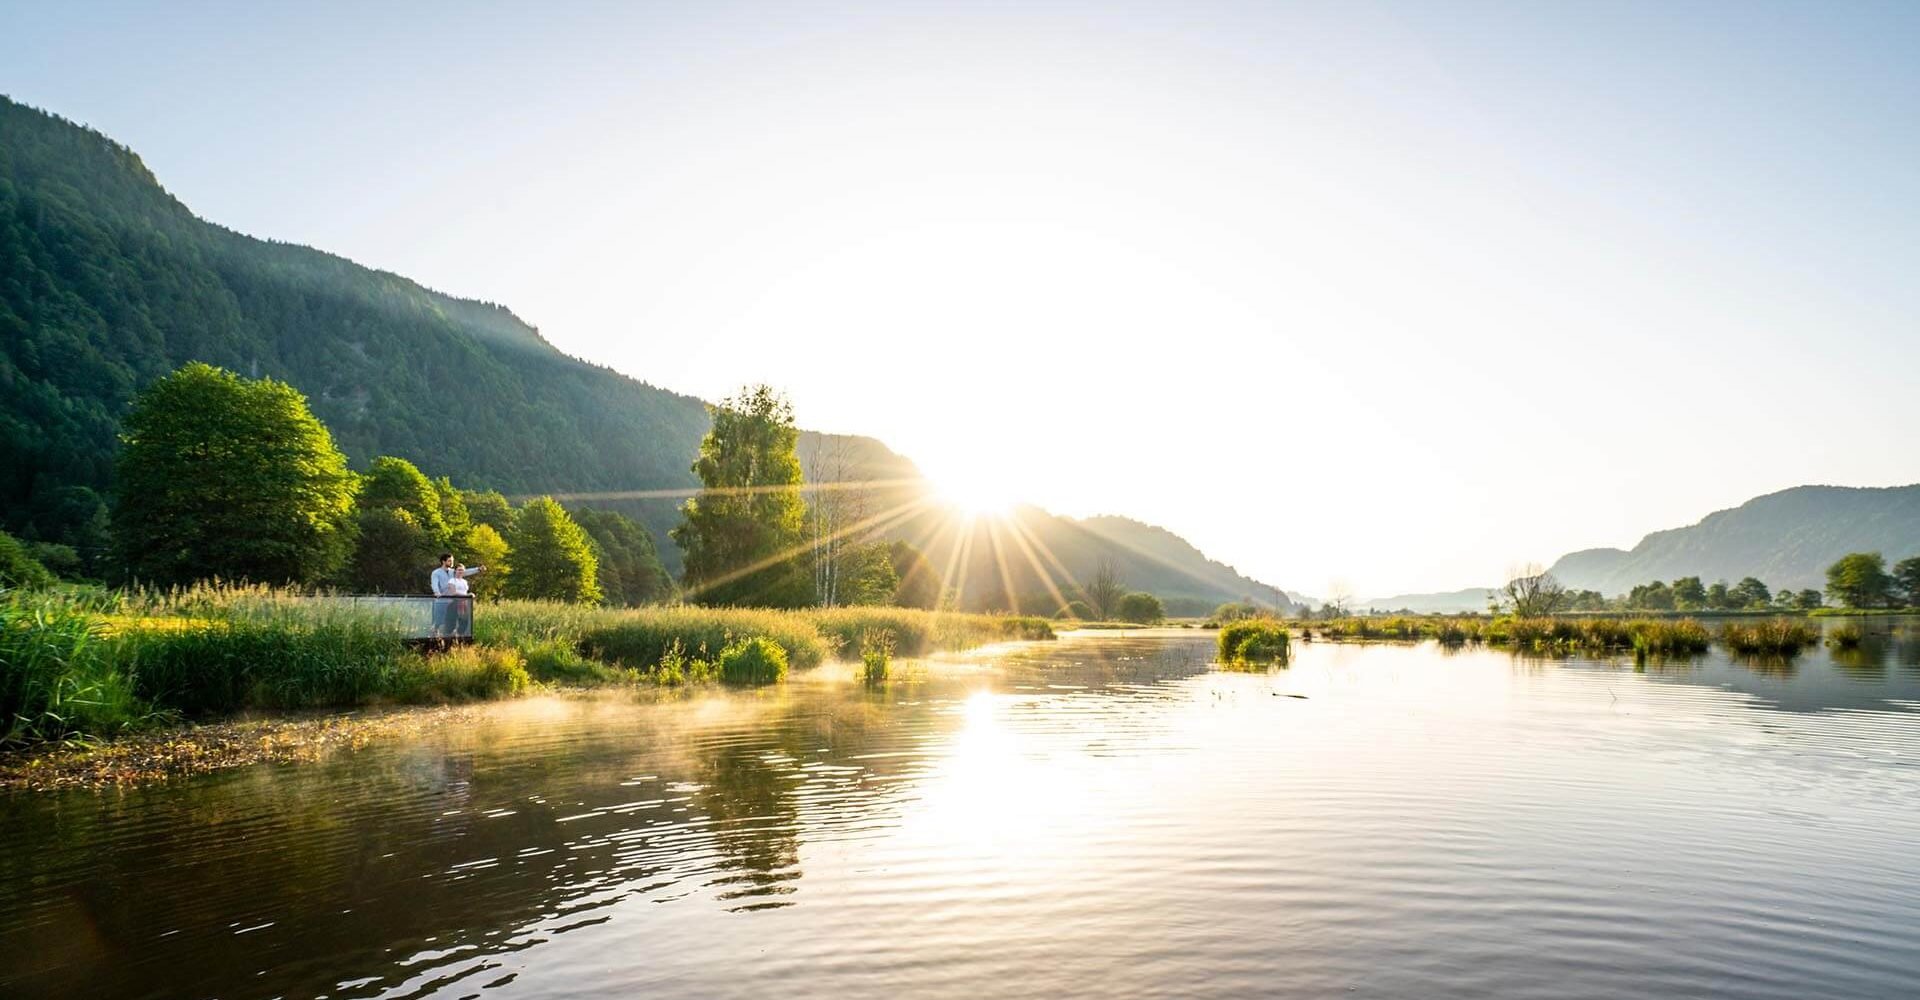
1, 596, 146, 744
1301, 614, 1710, 655
1, 587, 1064, 747
1718, 618, 1820, 655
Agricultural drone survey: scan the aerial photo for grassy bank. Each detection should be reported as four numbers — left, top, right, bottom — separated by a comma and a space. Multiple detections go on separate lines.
1, 586, 1054, 747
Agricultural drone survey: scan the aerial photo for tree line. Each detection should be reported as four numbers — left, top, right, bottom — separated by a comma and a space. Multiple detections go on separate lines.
5, 363, 961, 610
1480, 554, 1920, 617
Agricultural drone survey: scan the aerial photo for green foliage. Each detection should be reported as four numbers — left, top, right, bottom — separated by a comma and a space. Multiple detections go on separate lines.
1626, 581, 1676, 610
810, 607, 1053, 657
113, 363, 357, 586
1056, 600, 1094, 620
889, 540, 939, 609
0, 595, 145, 744
462, 489, 516, 535
505, 497, 603, 604
1218, 619, 1289, 666
359, 457, 451, 544
1115, 592, 1165, 624
1891, 557, 1920, 606
718, 636, 789, 685
571, 507, 672, 607
672, 385, 813, 608
838, 541, 901, 607
1211, 602, 1265, 623
346, 507, 436, 594
1670, 576, 1707, 610
1794, 588, 1824, 610
0, 529, 57, 589
118, 614, 412, 716
1826, 552, 1894, 609
461, 523, 511, 599
389, 645, 530, 702
860, 629, 894, 684
0, 96, 715, 566
1730, 577, 1772, 609
1717, 618, 1820, 655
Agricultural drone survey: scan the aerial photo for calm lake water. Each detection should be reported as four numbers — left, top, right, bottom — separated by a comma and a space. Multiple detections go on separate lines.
6, 622, 1920, 999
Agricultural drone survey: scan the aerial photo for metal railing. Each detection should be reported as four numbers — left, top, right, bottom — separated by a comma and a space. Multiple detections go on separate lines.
313, 594, 475, 641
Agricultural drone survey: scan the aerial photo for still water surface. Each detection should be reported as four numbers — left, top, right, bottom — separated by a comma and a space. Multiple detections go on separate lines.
5, 623, 1920, 999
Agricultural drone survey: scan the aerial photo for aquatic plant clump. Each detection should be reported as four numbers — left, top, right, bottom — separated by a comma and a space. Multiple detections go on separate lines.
1827, 622, 1866, 649
719, 636, 789, 685
1218, 619, 1290, 666
1718, 618, 1821, 655
860, 628, 895, 684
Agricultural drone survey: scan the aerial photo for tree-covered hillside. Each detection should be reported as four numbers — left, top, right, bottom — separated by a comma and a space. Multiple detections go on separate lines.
0, 95, 1289, 608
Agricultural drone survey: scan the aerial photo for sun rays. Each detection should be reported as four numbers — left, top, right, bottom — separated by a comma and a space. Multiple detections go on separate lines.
525, 473, 1219, 616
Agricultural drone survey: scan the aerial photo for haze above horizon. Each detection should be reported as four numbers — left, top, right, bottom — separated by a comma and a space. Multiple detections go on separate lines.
5, 1, 1917, 596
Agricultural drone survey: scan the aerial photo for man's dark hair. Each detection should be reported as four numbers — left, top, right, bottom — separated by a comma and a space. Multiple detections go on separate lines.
439, 552, 454, 562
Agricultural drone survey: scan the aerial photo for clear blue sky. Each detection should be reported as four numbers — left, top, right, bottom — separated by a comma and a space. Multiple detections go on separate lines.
4, 1, 1918, 596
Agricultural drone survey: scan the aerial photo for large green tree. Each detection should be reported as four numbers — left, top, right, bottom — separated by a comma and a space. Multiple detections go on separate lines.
346, 456, 449, 591
672, 385, 814, 608
1730, 577, 1772, 609
1671, 576, 1707, 610
505, 497, 602, 603
1892, 556, 1920, 607
572, 507, 673, 607
113, 363, 356, 586
1826, 552, 1893, 609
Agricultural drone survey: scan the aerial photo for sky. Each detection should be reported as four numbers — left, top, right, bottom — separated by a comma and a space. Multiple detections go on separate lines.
4, 1, 1918, 598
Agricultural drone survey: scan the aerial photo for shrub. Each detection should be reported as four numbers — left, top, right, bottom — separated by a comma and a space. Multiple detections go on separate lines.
719, 636, 788, 685
1114, 592, 1165, 624
0, 530, 57, 590
1218, 619, 1289, 666
1056, 600, 1094, 621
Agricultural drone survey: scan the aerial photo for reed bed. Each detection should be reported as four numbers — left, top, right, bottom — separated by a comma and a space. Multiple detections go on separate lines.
1827, 622, 1866, 650
1299, 615, 1711, 655
1717, 618, 1821, 655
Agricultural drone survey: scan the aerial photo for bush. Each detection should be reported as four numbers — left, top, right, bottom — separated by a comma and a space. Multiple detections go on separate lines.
1218, 619, 1289, 666
518, 637, 625, 685
1055, 600, 1094, 621
1115, 592, 1165, 624
719, 636, 788, 685
0, 530, 57, 590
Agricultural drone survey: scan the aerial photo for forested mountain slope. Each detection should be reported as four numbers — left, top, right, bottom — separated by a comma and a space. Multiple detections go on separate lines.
0, 95, 1289, 606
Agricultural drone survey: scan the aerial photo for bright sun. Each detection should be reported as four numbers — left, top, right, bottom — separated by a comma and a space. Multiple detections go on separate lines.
931, 466, 1019, 517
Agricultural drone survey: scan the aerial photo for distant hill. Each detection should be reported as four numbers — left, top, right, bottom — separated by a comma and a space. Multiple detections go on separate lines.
1366, 483, 1920, 608
874, 507, 1294, 617
0, 95, 1289, 609
1546, 484, 1920, 594
1360, 587, 1494, 614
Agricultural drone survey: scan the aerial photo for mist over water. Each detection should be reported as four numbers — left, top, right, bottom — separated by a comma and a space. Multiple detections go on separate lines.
5, 624, 1920, 999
